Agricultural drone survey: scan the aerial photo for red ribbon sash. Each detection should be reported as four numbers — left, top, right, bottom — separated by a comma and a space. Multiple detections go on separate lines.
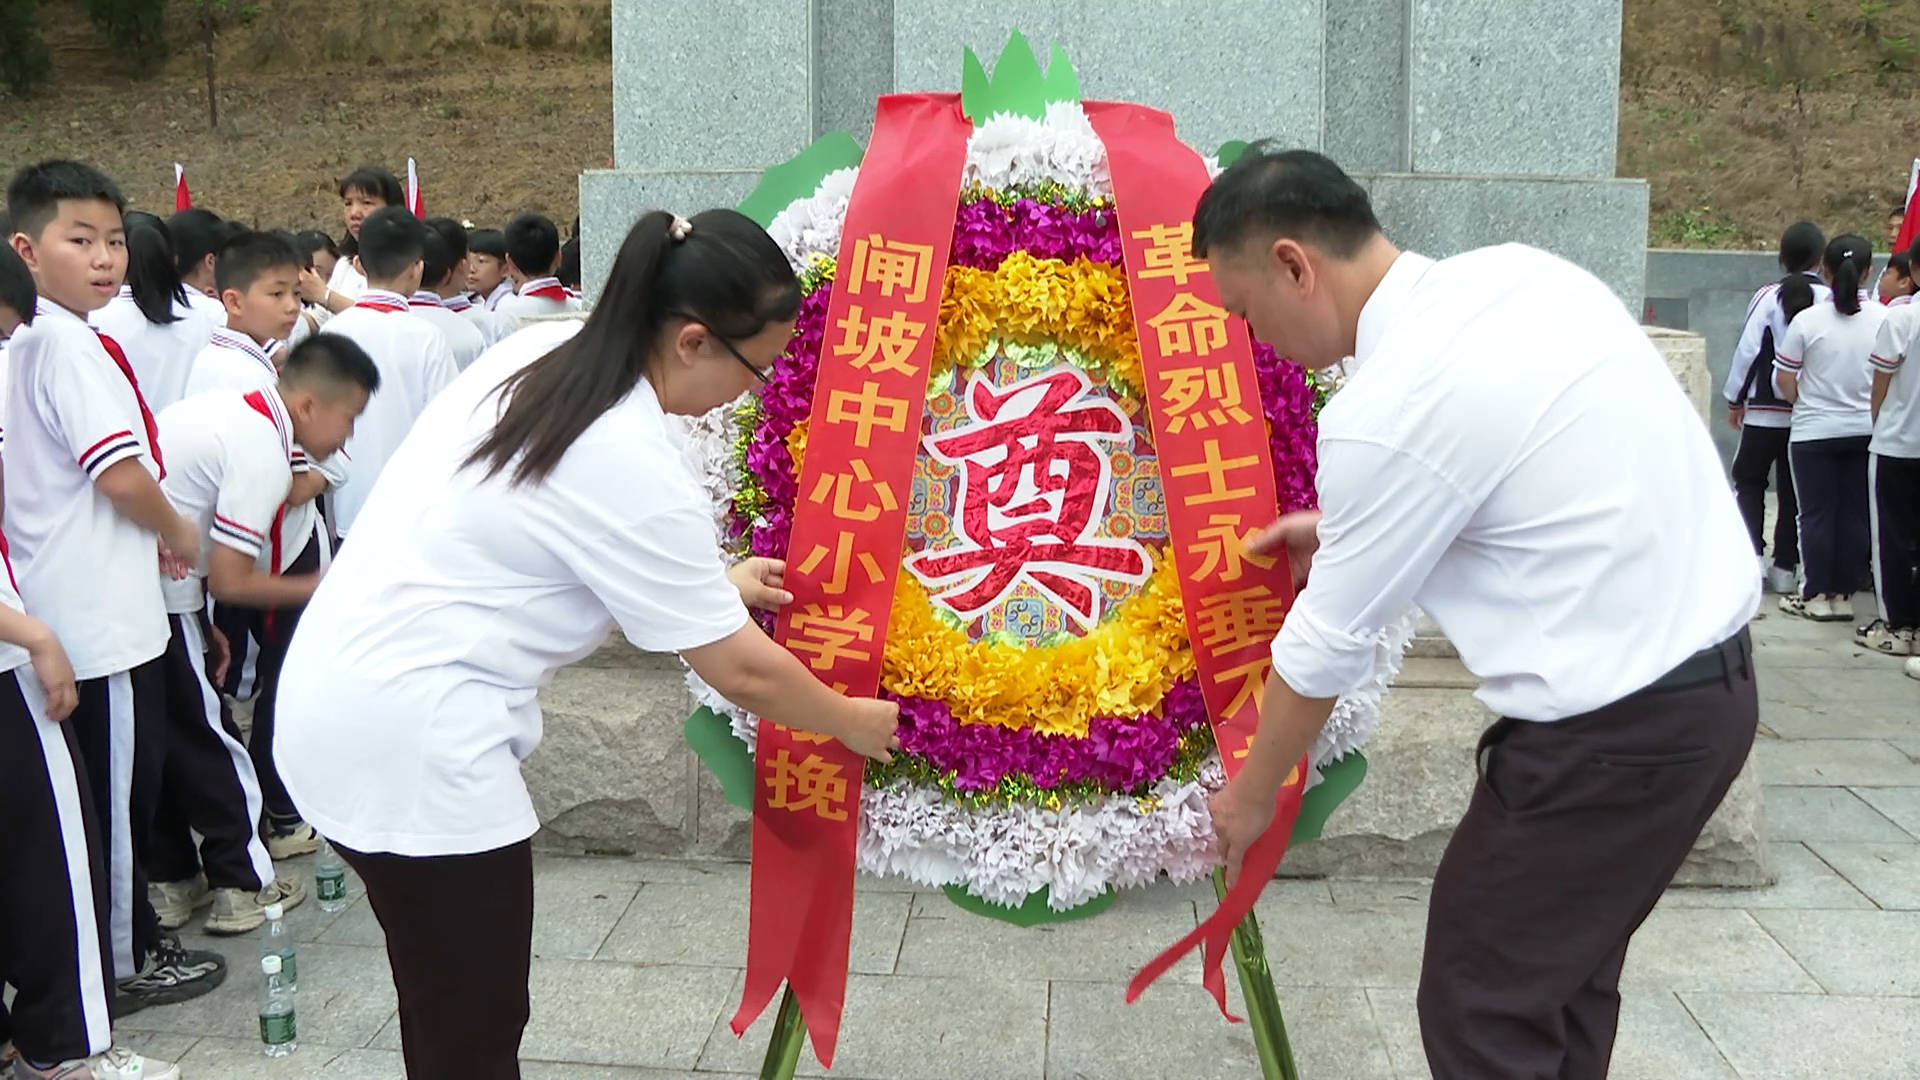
729, 93, 971, 1067
1084, 101, 1310, 1019
240, 389, 291, 629
94, 330, 165, 480
522, 279, 569, 302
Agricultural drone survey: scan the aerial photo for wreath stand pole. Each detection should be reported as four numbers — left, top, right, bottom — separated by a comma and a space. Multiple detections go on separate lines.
1214, 869, 1302, 1080
757, 986, 808, 1080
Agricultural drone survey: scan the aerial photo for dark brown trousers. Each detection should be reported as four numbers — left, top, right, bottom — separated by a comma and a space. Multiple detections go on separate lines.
1418, 630, 1758, 1080
338, 839, 534, 1080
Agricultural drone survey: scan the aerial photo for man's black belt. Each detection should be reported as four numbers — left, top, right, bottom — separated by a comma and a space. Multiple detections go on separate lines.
1640, 627, 1752, 695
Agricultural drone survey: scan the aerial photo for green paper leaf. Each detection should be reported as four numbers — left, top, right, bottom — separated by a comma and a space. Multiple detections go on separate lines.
1040, 42, 1082, 105
684, 706, 755, 810
1216, 139, 1251, 168
942, 883, 1116, 926
986, 29, 1048, 120
1290, 751, 1368, 844
961, 45, 993, 122
736, 130, 866, 228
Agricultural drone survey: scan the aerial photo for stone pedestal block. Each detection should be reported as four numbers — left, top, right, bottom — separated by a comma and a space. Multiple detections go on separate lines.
1646, 325, 1712, 426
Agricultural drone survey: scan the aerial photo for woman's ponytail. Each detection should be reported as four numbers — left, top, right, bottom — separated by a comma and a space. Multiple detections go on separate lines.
1826, 234, 1869, 316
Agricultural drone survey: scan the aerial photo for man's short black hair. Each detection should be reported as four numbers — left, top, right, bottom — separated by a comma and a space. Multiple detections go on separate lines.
557, 236, 581, 290
0, 241, 37, 326
1192, 144, 1382, 260
468, 227, 507, 259
503, 212, 561, 277
424, 217, 469, 263
6, 160, 127, 242
282, 332, 381, 397
216, 231, 303, 295
356, 206, 429, 281
338, 166, 404, 208
421, 227, 456, 290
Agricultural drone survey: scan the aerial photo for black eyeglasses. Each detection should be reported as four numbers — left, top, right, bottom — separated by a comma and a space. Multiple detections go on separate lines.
670, 311, 771, 384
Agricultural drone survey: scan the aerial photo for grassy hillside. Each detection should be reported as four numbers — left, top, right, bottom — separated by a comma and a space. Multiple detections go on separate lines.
2, 0, 1917, 248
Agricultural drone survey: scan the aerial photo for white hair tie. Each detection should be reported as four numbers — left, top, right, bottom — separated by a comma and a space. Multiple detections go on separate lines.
668, 215, 693, 243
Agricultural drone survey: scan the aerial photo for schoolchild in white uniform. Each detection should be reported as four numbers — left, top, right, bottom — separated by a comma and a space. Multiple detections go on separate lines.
275, 209, 901, 1078
1725, 222, 1829, 593
1879, 251, 1917, 307
493, 212, 582, 322
426, 217, 515, 348
466, 226, 513, 311
183, 231, 301, 399
1775, 234, 1887, 623
0, 230, 31, 486
163, 207, 230, 328
146, 334, 376, 938
313, 166, 405, 313
407, 223, 487, 370
317, 206, 457, 539
1860, 261, 1920, 661
5, 159, 225, 1012
89, 212, 217, 415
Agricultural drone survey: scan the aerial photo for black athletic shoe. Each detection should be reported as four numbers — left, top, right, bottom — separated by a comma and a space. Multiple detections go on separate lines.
115, 935, 227, 1008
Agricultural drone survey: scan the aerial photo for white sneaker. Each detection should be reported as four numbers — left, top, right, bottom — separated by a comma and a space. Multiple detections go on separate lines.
1765, 565, 1799, 595
204, 876, 307, 936
265, 821, 321, 860
148, 873, 210, 931
1906, 656, 1920, 681
1804, 596, 1835, 621
12, 1045, 180, 1080
1829, 595, 1856, 622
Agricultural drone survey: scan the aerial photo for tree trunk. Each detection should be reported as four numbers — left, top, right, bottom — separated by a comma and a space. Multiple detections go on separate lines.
202, 3, 218, 130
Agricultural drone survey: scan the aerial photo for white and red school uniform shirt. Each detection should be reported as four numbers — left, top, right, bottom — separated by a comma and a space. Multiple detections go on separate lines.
1776, 300, 1887, 443
185, 326, 280, 399
273, 320, 749, 857
447, 291, 515, 347
2, 300, 169, 678
1723, 272, 1832, 430
1871, 304, 1920, 459
408, 291, 488, 371
319, 289, 458, 535
155, 388, 299, 614
493, 277, 582, 322
179, 285, 228, 328
90, 286, 219, 413
481, 279, 514, 311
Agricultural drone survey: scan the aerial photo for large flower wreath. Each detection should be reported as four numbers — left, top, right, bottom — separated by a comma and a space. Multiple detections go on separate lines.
681, 35, 1414, 914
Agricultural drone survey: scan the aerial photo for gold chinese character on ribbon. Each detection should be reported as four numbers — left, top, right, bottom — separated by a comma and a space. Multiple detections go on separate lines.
787, 603, 878, 670
807, 460, 901, 523
824, 381, 911, 448
1145, 293, 1231, 358
764, 749, 851, 820
1170, 439, 1261, 505
1185, 513, 1278, 583
796, 532, 887, 596
832, 304, 928, 377
1130, 222, 1208, 286
1195, 586, 1288, 655
847, 234, 935, 304
1159, 363, 1254, 433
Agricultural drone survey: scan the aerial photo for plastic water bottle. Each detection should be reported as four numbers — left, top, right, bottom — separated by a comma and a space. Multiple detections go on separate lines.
314, 839, 350, 912
259, 954, 297, 1057
260, 901, 296, 990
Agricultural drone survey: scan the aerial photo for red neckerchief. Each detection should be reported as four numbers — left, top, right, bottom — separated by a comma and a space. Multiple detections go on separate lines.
519, 277, 567, 302
353, 290, 411, 313
0, 528, 19, 593
93, 330, 165, 479
240, 388, 295, 628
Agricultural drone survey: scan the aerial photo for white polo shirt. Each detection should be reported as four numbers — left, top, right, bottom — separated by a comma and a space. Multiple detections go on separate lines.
0, 537, 30, 674
493, 278, 581, 322
274, 321, 750, 856
180, 287, 228, 329
1871, 304, 1920, 459
1268, 246, 1759, 722
155, 388, 297, 614
408, 292, 487, 370
326, 256, 367, 301
448, 292, 516, 347
1776, 300, 1886, 442
319, 290, 458, 535
2, 300, 169, 679
482, 279, 513, 311
90, 288, 218, 413
185, 327, 278, 399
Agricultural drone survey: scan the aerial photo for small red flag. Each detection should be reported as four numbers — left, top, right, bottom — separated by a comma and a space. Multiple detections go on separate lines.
1895, 158, 1919, 259
406, 157, 424, 218
174, 163, 192, 211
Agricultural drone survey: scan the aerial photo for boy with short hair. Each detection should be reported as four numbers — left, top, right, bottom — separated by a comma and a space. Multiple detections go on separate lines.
183, 231, 302, 398
426, 218, 512, 347
408, 222, 487, 370
6, 159, 225, 1020
493, 212, 580, 320
147, 335, 379, 937
320, 206, 457, 540
466, 227, 512, 311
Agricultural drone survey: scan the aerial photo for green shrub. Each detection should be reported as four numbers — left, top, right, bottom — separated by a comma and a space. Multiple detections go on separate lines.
0, 0, 53, 94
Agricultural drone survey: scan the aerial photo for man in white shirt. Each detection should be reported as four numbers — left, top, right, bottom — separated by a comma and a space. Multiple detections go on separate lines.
408, 225, 487, 370
493, 212, 582, 322
1724, 222, 1829, 593
317, 206, 458, 538
1196, 148, 1760, 1080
